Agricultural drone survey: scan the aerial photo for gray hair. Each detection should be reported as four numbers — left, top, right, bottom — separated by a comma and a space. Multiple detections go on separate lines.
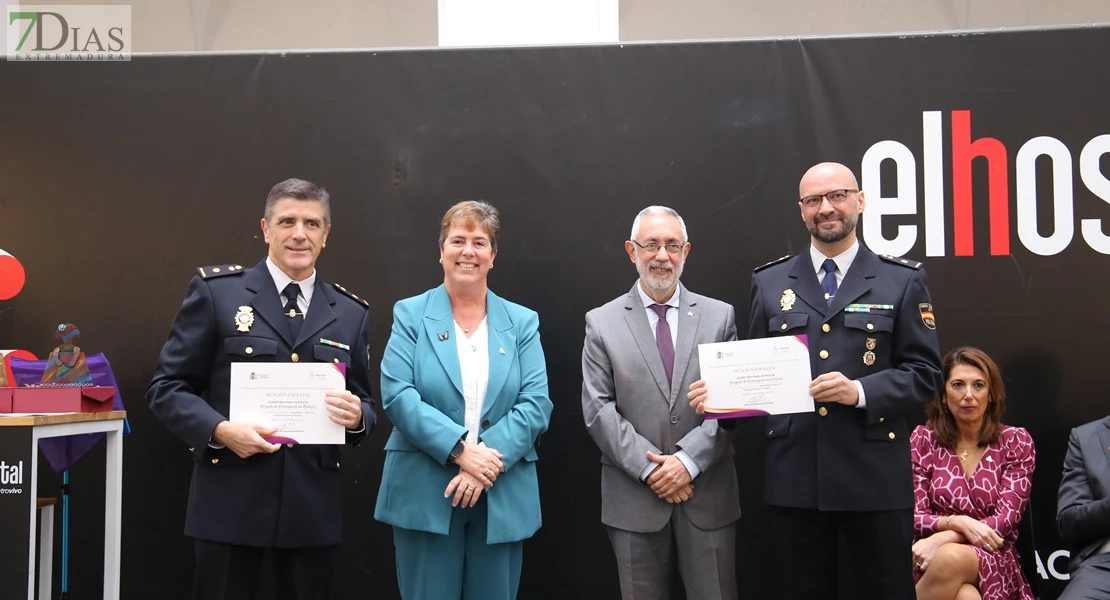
263, 178, 331, 226
630, 206, 689, 243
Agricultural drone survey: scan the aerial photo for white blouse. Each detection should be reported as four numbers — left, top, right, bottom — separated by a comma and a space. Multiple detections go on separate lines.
454, 317, 489, 444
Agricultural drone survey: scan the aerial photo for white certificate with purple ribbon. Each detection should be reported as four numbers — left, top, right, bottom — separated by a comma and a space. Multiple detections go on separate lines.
697, 336, 814, 418
229, 362, 345, 444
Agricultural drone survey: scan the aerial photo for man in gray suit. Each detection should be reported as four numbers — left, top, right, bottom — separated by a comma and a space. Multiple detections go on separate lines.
1057, 415, 1110, 600
582, 205, 741, 600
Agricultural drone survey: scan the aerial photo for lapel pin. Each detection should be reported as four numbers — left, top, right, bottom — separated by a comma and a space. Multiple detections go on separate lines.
687, 311, 694, 317
437, 331, 450, 342
499, 347, 505, 355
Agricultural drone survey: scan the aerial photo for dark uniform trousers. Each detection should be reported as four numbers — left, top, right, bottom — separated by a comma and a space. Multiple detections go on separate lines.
746, 247, 942, 600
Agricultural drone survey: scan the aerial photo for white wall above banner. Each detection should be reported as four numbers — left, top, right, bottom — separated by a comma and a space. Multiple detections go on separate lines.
438, 0, 618, 47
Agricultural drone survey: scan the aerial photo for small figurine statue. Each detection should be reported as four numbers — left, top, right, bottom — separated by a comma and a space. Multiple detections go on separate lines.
40, 323, 93, 385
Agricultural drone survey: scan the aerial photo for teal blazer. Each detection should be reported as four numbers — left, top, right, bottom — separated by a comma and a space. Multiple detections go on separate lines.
374, 285, 552, 544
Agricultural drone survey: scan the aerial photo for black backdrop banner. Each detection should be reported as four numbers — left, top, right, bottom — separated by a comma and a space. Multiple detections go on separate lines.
1, 24, 1108, 599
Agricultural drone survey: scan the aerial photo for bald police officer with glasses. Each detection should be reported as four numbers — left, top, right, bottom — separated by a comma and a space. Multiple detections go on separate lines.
691, 163, 942, 600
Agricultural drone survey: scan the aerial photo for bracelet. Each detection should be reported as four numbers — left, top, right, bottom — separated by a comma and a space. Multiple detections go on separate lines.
945, 515, 954, 531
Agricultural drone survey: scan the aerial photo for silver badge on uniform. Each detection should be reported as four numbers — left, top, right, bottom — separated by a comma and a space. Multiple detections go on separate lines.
234, 306, 255, 332
780, 289, 797, 311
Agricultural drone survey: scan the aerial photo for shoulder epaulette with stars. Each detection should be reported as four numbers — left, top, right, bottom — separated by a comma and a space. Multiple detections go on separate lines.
879, 254, 923, 270
753, 255, 792, 272
196, 264, 245, 279
332, 282, 369, 308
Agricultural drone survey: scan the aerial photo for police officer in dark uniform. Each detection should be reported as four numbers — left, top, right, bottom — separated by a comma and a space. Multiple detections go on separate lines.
691, 162, 942, 599
147, 178, 375, 600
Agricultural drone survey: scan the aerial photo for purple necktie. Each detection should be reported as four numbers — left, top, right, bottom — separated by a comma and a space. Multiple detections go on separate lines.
650, 304, 675, 384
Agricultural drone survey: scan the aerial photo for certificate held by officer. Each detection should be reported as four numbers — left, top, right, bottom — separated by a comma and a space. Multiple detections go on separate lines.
697, 336, 813, 418
229, 362, 347, 444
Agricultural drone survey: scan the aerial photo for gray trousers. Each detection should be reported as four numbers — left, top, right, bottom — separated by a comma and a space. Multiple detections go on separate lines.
606, 507, 738, 600
1060, 554, 1110, 600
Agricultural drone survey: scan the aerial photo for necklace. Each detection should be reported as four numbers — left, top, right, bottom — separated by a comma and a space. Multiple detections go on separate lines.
453, 307, 486, 334
957, 445, 982, 463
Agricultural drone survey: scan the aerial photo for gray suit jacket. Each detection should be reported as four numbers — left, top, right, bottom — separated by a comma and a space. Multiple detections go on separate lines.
1057, 415, 1110, 573
582, 282, 741, 533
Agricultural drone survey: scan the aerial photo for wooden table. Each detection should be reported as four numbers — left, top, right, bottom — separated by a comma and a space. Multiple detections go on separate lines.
0, 410, 126, 599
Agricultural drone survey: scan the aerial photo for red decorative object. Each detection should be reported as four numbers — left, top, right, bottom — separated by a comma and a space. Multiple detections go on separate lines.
0, 249, 26, 300
11, 386, 116, 413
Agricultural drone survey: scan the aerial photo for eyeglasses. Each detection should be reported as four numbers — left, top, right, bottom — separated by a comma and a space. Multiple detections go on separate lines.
630, 239, 685, 254
800, 189, 858, 209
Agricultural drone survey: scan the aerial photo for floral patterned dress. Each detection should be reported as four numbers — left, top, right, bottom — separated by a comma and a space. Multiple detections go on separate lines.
911, 425, 1035, 599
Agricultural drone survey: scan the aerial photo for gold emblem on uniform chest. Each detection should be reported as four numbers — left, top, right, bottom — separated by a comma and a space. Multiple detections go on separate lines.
234, 306, 255, 332
863, 337, 877, 366
780, 289, 797, 311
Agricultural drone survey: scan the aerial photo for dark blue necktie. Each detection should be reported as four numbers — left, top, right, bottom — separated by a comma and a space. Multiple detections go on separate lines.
820, 259, 838, 307
283, 283, 303, 339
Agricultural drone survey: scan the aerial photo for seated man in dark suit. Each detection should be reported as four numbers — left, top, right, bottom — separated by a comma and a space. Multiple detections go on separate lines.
1057, 414, 1110, 600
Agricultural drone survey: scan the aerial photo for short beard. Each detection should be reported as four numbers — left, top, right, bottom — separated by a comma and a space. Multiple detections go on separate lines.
638, 259, 683, 294
808, 213, 857, 244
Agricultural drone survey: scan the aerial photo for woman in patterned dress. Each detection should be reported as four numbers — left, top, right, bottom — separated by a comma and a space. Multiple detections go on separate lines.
911, 346, 1035, 600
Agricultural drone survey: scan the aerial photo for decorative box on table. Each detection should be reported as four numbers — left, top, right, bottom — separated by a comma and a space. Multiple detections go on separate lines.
0, 388, 11, 413
11, 385, 116, 413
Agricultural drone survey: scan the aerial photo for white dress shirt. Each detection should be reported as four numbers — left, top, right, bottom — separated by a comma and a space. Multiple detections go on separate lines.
455, 318, 489, 445
637, 282, 679, 349
265, 257, 315, 315
809, 241, 868, 409
634, 283, 702, 482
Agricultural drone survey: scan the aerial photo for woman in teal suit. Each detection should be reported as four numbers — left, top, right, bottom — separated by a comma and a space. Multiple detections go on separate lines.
375, 200, 553, 599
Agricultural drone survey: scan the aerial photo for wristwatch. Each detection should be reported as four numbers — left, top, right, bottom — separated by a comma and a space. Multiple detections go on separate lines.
447, 438, 465, 464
